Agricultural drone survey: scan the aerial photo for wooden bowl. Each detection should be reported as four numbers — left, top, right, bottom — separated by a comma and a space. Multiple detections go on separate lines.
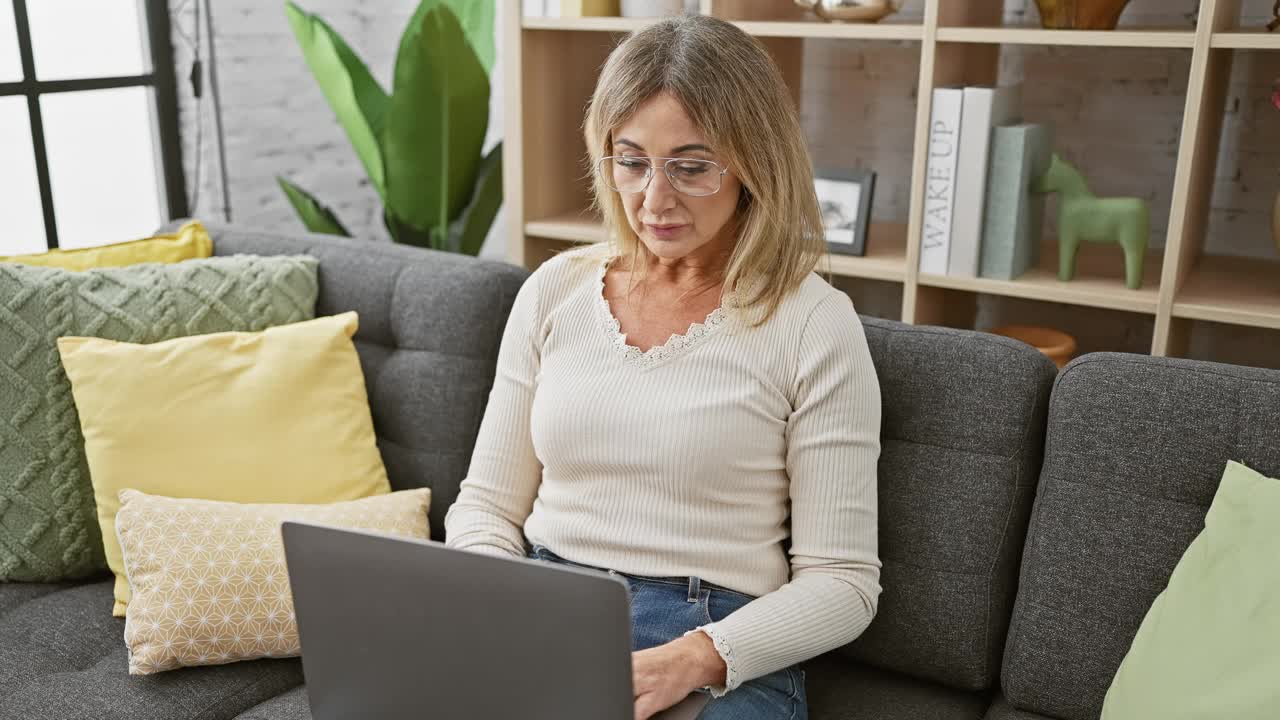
988, 325, 1078, 369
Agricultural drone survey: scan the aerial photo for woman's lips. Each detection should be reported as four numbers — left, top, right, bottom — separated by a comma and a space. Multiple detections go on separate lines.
645, 223, 686, 240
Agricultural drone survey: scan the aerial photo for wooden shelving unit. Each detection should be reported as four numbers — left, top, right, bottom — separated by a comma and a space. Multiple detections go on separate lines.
935, 26, 1196, 48
1210, 29, 1280, 49
503, 0, 1280, 361
1172, 255, 1280, 330
918, 240, 1165, 315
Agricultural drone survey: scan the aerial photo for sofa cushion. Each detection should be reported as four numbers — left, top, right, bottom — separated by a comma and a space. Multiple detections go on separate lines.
0, 254, 317, 582
1001, 353, 1280, 720
838, 319, 1057, 691
1102, 460, 1280, 719
61, 312, 393, 616
805, 653, 989, 720
0, 219, 212, 270
234, 685, 312, 719
0, 579, 302, 719
983, 694, 1054, 720
117, 488, 430, 675
0, 579, 76, 616
203, 222, 528, 540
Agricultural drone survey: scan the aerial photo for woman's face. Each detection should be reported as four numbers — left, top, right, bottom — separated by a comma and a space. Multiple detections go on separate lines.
610, 92, 742, 264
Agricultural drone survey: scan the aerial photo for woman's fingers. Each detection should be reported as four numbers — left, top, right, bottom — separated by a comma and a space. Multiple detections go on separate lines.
634, 691, 663, 720
632, 659, 670, 720
632, 643, 700, 719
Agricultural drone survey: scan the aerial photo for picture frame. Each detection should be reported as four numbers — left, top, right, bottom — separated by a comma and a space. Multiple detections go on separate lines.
814, 168, 876, 257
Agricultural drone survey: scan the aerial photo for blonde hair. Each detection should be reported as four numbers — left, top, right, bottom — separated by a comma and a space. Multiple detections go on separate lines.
581, 14, 827, 327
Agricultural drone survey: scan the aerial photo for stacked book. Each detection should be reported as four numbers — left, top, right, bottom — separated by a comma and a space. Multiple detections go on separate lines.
918, 83, 1054, 281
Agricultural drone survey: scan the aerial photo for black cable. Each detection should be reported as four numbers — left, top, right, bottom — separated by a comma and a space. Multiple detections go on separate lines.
188, 0, 202, 216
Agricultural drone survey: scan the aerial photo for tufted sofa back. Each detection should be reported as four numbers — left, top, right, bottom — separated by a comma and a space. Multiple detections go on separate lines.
208, 223, 529, 539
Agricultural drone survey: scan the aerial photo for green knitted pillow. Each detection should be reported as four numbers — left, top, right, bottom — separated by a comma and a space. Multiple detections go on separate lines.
0, 254, 319, 581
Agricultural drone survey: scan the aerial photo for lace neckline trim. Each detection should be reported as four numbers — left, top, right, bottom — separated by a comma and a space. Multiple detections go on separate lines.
594, 254, 735, 368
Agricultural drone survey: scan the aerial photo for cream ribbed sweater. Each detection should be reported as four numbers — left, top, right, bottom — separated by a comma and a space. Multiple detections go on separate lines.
443, 245, 882, 692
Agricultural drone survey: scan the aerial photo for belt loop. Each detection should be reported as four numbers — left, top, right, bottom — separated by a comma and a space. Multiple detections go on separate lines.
687, 576, 701, 603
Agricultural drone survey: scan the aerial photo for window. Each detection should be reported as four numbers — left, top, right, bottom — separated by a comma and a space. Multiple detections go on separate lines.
0, 0, 185, 253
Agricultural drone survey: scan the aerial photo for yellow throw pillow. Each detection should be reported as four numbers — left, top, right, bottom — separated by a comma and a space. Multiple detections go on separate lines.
0, 220, 213, 270
57, 312, 391, 617
117, 487, 431, 675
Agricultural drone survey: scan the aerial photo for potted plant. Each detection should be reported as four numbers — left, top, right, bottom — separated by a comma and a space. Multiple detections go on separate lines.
278, 1, 501, 256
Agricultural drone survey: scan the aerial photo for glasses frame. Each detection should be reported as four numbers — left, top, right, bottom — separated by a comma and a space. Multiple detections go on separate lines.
597, 155, 729, 197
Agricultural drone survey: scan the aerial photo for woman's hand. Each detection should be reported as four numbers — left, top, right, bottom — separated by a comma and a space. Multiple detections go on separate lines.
632, 631, 726, 720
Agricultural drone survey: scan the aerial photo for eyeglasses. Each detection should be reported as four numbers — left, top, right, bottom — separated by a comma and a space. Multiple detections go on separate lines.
596, 155, 729, 197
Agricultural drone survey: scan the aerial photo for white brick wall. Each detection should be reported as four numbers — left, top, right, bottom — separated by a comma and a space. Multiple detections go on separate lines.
170, 0, 1279, 363
169, 0, 505, 253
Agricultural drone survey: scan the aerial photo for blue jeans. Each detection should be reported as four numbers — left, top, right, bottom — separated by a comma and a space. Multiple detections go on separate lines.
528, 544, 808, 720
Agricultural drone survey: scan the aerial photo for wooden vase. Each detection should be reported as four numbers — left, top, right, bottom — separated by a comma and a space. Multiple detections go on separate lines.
1034, 0, 1132, 30
989, 325, 1078, 370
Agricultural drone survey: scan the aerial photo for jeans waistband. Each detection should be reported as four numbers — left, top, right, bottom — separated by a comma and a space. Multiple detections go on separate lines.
530, 544, 758, 602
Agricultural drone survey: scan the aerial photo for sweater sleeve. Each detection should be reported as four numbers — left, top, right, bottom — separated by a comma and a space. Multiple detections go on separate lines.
688, 290, 883, 694
443, 270, 544, 559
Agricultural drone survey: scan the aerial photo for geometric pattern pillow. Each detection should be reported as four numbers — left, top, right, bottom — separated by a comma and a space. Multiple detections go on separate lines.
117, 487, 431, 675
0, 254, 317, 581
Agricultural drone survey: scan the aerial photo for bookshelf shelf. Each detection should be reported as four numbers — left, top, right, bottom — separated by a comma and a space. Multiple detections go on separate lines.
526, 213, 606, 244
1172, 255, 1280, 329
826, 223, 909, 283
935, 26, 1196, 49
1210, 30, 1280, 49
522, 16, 654, 32
523, 15, 924, 40
917, 240, 1164, 315
733, 20, 923, 41
506, 0, 1280, 365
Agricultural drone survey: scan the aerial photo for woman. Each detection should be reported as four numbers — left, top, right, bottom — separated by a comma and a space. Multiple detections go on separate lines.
444, 13, 881, 720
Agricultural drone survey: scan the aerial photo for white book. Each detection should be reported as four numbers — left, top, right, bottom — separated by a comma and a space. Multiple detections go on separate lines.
919, 86, 964, 276
523, 0, 546, 17
545, 0, 561, 17
947, 84, 1022, 278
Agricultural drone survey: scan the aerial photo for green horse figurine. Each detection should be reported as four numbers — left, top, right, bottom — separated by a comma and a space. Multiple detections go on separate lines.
1032, 153, 1150, 290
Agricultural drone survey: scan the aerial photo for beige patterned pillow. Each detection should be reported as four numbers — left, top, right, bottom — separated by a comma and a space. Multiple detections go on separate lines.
116, 487, 431, 675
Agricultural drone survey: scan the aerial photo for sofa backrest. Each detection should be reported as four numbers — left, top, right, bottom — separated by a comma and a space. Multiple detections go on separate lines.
838, 318, 1057, 692
207, 223, 529, 540
1001, 353, 1280, 719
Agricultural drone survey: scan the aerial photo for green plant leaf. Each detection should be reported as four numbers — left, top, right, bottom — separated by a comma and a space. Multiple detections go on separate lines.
383, 5, 490, 241
384, 208, 438, 249
396, 0, 496, 78
285, 1, 388, 197
451, 141, 503, 256
277, 176, 351, 236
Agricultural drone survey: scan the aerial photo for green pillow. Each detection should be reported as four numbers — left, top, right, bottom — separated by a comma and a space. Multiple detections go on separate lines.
1102, 460, 1280, 719
0, 254, 318, 581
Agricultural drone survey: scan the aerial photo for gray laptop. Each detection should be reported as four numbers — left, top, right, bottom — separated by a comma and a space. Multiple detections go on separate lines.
281, 522, 711, 720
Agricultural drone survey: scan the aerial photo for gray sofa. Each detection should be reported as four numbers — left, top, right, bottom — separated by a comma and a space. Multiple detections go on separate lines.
1, 224, 1275, 719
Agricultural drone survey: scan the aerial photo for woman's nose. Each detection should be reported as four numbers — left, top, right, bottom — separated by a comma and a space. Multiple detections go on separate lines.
642, 167, 678, 213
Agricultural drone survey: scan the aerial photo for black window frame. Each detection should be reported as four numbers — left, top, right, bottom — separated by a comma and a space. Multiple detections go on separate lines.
1, 0, 187, 250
